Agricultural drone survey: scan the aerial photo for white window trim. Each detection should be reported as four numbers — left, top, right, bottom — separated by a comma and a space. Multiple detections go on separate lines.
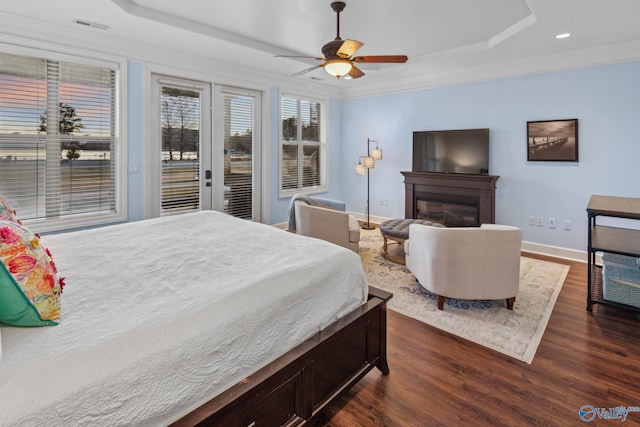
278, 91, 328, 198
0, 42, 128, 234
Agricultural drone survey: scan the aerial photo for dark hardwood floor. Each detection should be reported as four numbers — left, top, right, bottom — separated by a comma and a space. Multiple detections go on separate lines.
312, 253, 640, 426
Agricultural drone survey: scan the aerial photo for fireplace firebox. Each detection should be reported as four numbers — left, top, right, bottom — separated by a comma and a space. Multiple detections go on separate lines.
402, 172, 498, 226
416, 196, 479, 227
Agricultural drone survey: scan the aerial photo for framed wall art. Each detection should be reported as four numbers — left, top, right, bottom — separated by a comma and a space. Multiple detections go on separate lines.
527, 118, 578, 162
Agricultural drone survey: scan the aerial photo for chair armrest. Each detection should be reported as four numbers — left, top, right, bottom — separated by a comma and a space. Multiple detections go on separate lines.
311, 197, 346, 212
295, 203, 351, 246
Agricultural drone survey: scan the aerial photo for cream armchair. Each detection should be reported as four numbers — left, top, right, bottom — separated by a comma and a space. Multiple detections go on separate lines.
293, 201, 361, 253
404, 223, 522, 310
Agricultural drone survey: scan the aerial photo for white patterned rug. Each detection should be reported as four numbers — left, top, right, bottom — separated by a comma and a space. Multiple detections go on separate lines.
359, 229, 570, 364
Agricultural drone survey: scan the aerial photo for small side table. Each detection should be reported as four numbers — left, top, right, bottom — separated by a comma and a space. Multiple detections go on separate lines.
379, 219, 445, 264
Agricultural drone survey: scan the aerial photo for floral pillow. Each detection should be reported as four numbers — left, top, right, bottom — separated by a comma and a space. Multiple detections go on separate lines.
0, 220, 65, 326
0, 197, 20, 224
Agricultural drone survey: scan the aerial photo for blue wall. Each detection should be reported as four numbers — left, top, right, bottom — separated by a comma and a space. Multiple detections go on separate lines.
127, 61, 146, 222
338, 60, 640, 251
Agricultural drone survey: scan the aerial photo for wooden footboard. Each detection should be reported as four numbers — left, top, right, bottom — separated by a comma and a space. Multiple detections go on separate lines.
171, 287, 392, 427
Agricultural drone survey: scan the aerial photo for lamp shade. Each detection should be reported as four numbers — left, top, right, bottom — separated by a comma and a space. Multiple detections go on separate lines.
363, 156, 375, 168
354, 162, 365, 175
324, 59, 352, 78
371, 147, 383, 160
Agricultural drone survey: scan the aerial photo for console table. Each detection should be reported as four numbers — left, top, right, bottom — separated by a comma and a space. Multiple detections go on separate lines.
587, 195, 640, 312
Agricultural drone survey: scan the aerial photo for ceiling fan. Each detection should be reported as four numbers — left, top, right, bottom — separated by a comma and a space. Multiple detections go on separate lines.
277, 1, 408, 79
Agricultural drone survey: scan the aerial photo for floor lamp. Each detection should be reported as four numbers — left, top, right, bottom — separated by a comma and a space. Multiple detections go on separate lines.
354, 138, 382, 230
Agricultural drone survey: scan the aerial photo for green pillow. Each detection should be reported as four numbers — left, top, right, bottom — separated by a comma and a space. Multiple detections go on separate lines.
0, 220, 65, 326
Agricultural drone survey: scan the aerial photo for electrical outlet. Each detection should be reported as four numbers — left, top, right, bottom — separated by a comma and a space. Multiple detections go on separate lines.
528, 216, 535, 226
536, 216, 544, 227
563, 220, 572, 231
548, 217, 556, 229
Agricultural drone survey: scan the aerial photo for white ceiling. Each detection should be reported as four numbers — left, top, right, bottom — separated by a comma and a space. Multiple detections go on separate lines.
2, 0, 640, 97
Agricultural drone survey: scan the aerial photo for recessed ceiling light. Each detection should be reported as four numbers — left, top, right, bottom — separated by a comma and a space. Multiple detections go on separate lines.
556, 33, 571, 39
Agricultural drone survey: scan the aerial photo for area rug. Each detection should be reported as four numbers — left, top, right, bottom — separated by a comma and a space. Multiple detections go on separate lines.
359, 229, 570, 364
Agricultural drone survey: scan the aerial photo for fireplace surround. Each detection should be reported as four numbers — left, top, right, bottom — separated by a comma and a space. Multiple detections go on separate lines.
401, 171, 499, 226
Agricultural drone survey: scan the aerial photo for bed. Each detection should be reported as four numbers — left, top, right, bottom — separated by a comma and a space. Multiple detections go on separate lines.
0, 210, 390, 426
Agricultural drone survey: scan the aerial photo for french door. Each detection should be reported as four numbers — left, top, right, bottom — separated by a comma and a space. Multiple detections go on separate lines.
149, 75, 211, 217
149, 76, 261, 221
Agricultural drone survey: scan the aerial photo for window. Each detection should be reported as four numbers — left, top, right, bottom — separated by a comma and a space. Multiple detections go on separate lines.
0, 50, 120, 231
280, 94, 326, 196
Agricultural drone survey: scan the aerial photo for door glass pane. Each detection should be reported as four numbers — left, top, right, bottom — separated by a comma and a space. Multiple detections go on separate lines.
223, 93, 253, 219
160, 87, 200, 215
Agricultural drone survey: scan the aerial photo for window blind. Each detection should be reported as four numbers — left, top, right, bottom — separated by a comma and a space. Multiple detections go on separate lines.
0, 51, 116, 223
222, 91, 254, 220
280, 94, 324, 195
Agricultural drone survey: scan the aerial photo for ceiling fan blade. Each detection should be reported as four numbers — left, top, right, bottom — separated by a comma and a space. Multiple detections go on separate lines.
347, 64, 365, 79
352, 55, 408, 64
292, 64, 325, 77
337, 39, 363, 59
275, 55, 325, 61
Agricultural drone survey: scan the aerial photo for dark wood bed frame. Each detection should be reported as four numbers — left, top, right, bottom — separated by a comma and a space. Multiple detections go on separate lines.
171, 287, 392, 427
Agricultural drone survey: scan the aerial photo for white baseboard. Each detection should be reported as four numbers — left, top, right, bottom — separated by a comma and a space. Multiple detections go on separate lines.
521, 241, 586, 263
346, 212, 388, 228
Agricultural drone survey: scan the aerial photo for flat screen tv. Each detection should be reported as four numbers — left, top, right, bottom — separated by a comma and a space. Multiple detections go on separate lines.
412, 128, 490, 175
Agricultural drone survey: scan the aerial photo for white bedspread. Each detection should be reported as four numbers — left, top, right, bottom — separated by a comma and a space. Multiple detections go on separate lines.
0, 211, 368, 426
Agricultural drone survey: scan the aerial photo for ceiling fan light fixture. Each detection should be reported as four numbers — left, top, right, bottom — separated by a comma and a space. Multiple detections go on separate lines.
324, 59, 352, 78
278, 2, 407, 80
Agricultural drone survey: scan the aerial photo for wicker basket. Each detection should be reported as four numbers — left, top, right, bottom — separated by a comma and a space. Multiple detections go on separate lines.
602, 252, 640, 308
